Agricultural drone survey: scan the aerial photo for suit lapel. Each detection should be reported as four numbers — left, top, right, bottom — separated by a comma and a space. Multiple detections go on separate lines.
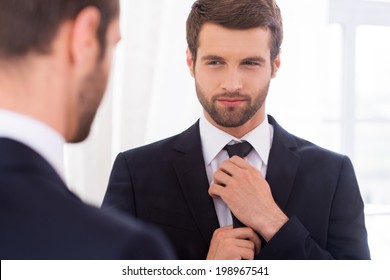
172, 121, 220, 243
266, 116, 300, 211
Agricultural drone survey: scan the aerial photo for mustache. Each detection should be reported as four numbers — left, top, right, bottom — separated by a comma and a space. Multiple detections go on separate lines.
212, 92, 251, 100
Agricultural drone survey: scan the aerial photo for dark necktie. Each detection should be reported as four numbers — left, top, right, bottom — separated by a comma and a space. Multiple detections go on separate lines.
223, 141, 253, 228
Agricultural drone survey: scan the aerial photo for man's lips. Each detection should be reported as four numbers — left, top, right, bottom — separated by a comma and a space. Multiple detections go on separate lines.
217, 98, 247, 106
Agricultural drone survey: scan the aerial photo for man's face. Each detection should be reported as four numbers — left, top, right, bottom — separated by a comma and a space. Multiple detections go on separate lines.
71, 17, 121, 143
187, 23, 280, 130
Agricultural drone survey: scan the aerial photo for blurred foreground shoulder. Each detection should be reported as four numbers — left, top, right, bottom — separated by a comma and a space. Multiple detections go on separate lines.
99, 207, 177, 260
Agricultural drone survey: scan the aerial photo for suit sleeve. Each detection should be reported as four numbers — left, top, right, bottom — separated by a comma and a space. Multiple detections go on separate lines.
257, 156, 370, 260
102, 152, 136, 216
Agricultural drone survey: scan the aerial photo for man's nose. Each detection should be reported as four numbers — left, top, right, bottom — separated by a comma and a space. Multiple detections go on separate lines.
220, 68, 243, 92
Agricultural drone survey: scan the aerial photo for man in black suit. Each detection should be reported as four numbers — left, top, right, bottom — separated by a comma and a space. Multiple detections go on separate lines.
0, 0, 174, 259
103, 0, 370, 260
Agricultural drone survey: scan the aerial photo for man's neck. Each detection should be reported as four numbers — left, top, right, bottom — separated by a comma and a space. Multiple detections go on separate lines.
0, 56, 68, 141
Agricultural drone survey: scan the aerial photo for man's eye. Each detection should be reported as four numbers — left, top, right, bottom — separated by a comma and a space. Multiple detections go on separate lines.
207, 61, 223, 65
243, 61, 260, 66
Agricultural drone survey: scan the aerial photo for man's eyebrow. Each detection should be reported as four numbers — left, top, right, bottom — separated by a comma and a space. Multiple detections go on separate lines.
241, 56, 267, 63
200, 55, 267, 63
201, 55, 225, 61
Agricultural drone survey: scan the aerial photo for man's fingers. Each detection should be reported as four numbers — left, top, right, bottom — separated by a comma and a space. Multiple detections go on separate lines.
208, 183, 223, 198
209, 227, 260, 260
229, 155, 252, 169
213, 169, 232, 186
232, 239, 256, 260
233, 227, 262, 255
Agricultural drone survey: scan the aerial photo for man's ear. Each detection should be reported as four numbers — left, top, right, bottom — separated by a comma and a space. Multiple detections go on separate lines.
271, 49, 281, 78
70, 7, 101, 67
186, 48, 195, 77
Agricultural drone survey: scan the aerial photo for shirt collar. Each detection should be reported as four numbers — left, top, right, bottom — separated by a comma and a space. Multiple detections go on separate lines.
199, 114, 272, 166
0, 109, 66, 181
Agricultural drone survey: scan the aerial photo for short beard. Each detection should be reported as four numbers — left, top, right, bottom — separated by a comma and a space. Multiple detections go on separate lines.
70, 64, 106, 143
196, 83, 270, 128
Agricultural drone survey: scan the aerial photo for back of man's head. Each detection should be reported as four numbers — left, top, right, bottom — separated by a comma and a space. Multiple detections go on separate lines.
0, 0, 121, 143
0, 0, 119, 60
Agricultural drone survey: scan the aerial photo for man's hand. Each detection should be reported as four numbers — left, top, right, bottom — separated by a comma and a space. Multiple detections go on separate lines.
209, 156, 288, 242
206, 226, 261, 260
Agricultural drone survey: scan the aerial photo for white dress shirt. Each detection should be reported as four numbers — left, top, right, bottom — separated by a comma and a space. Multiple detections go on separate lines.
0, 109, 65, 181
199, 115, 274, 227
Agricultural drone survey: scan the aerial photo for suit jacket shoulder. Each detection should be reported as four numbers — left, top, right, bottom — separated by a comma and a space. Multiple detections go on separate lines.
263, 115, 370, 259
122, 121, 201, 159
0, 138, 174, 260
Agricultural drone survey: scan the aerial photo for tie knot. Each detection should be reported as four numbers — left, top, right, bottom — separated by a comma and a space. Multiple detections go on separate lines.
224, 141, 253, 158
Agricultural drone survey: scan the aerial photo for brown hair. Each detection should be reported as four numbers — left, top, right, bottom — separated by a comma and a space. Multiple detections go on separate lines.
186, 0, 283, 62
0, 0, 119, 59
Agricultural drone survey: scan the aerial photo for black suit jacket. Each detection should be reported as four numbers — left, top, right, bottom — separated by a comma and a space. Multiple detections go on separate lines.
102, 115, 370, 259
0, 138, 175, 260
